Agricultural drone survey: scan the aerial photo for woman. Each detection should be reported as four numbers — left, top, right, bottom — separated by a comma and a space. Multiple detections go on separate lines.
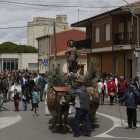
107, 77, 116, 105
11, 80, 22, 112
98, 78, 107, 105
7, 76, 13, 101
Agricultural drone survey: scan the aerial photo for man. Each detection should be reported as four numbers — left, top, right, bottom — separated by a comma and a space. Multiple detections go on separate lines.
118, 76, 128, 106
134, 77, 140, 105
2, 76, 9, 102
113, 73, 119, 102
68, 80, 91, 137
117, 85, 139, 130
19, 73, 27, 95
38, 74, 45, 101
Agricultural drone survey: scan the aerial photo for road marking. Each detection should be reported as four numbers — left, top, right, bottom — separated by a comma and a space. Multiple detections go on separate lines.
95, 112, 140, 139
0, 116, 22, 129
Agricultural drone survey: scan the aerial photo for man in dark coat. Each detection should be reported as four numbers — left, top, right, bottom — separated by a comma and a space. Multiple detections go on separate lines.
117, 85, 139, 130
134, 77, 140, 105
68, 81, 91, 137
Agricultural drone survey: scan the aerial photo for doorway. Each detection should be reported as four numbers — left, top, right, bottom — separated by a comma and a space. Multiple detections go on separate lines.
127, 59, 132, 79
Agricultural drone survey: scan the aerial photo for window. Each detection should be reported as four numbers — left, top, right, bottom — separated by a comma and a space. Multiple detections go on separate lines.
113, 57, 119, 73
105, 23, 110, 41
28, 63, 38, 68
95, 26, 99, 42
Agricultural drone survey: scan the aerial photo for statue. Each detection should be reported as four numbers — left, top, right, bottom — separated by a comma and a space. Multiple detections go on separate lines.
65, 40, 79, 73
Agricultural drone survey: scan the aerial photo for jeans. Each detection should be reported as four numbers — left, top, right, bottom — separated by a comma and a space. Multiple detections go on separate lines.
75, 108, 91, 135
23, 101, 27, 109
100, 92, 105, 104
127, 108, 136, 127
3, 89, 7, 100
39, 89, 43, 101
119, 92, 125, 105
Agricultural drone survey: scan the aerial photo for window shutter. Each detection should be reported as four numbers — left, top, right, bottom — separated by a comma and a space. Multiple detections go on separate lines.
105, 24, 110, 41
95, 27, 99, 42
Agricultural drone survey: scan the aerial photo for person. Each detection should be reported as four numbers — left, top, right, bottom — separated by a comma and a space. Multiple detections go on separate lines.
134, 77, 140, 105
127, 79, 135, 91
19, 73, 27, 95
68, 80, 91, 137
118, 76, 128, 106
117, 85, 139, 130
2, 76, 9, 102
22, 90, 28, 111
37, 74, 45, 101
44, 82, 50, 115
98, 78, 107, 105
107, 77, 116, 105
7, 76, 13, 101
11, 80, 22, 112
113, 73, 119, 103
31, 86, 39, 117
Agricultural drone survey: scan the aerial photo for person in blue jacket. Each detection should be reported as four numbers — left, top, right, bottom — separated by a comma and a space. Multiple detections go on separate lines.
117, 85, 139, 130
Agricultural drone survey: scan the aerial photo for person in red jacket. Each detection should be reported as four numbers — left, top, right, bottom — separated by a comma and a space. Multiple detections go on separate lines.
107, 77, 116, 105
118, 76, 128, 106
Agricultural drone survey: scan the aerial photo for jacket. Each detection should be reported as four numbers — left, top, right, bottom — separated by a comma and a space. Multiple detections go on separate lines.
119, 89, 139, 109
98, 82, 108, 94
118, 80, 128, 93
68, 86, 91, 111
65, 47, 78, 61
2, 79, 9, 90
31, 92, 39, 104
107, 81, 117, 96
11, 84, 22, 97
37, 77, 45, 89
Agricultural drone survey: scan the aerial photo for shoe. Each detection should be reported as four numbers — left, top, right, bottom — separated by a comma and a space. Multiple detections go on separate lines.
16, 109, 19, 112
30, 109, 33, 111
33, 114, 38, 117
83, 134, 91, 137
25, 109, 27, 111
125, 126, 131, 129
23, 109, 26, 111
101, 103, 104, 106
132, 126, 136, 130
73, 134, 79, 137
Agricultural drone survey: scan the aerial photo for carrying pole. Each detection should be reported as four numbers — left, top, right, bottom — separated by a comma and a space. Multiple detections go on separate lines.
118, 103, 124, 129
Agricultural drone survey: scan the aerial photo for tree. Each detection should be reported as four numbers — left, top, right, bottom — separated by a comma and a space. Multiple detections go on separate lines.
82, 57, 100, 88
0, 42, 38, 53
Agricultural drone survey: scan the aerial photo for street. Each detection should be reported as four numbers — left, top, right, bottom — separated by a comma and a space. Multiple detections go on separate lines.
0, 100, 140, 140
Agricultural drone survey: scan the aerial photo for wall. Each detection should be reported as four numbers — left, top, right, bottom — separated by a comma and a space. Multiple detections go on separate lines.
87, 52, 124, 78
51, 30, 86, 55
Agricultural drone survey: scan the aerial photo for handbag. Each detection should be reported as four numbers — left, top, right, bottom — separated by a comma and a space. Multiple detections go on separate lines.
110, 92, 115, 97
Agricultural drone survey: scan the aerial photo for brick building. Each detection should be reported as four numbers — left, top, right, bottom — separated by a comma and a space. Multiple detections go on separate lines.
71, 1, 140, 82
36, 28, 86, 73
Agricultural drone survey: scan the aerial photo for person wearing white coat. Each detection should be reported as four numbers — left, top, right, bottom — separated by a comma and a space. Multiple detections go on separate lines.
44, 83, 50, 115
11, 81, 22, 112
98, 78, 108, 105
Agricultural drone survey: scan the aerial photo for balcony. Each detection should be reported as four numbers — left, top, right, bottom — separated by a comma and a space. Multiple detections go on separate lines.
75, 39, 91, 54
114, 32, 133, 45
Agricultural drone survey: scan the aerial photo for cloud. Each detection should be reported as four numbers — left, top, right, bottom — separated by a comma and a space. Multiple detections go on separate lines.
0, 0, 134, 45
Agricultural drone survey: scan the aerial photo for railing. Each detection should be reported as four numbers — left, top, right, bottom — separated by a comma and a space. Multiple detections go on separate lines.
114, 32, 133, 45
75, 39, 91, 50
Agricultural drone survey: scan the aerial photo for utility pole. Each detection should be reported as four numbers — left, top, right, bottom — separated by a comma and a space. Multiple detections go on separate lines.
53, 22, 56, 67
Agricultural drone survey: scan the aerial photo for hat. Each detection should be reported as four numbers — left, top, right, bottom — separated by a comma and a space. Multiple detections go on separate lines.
14, 80, 19, 84
76, 80, 83, 86
110, 77, 113, 79
120, 76, 124, 79
130, 85, 135, 88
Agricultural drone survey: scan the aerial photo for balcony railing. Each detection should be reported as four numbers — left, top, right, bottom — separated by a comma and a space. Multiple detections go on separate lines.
75, 39, 91, 50
114, 32, 133, 45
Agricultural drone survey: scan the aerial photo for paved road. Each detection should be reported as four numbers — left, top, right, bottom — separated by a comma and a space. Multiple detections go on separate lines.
0, 99, 140, 140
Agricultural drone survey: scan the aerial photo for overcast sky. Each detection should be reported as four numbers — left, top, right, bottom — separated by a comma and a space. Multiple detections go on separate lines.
0, 0, 137, 45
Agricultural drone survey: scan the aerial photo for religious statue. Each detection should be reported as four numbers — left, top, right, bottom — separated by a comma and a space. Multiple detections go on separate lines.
65, 40, 79, 73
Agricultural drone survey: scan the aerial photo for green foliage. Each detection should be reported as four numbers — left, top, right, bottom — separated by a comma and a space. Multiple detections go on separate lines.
47, 66, 68, 91
82, 57, 100, 88
0, 42, 38, 53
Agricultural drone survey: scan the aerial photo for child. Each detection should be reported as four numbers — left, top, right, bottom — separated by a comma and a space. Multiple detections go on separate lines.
22, 90, 28, 111
31, 86, 39, 117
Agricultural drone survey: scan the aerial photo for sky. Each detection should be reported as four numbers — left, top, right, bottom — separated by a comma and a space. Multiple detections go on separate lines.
0, 0, 137, 45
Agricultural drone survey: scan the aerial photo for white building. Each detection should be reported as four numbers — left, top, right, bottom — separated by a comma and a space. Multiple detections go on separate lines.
27, 15, 68, 49
0, 53, 38, 71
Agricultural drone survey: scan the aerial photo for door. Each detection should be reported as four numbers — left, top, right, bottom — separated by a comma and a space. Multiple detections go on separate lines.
127, 21, 132, 41
127, 59, 132, 79
119, 22, 124, 40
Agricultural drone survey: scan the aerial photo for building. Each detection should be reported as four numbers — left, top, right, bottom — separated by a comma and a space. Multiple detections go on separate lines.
36, 28, 86, 73
71, 1, 140, 82
27, 15, 69, 49
0, 53, 38, 71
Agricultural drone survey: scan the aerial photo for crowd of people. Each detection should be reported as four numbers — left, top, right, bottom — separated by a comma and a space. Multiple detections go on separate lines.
0, 69, 47, 117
